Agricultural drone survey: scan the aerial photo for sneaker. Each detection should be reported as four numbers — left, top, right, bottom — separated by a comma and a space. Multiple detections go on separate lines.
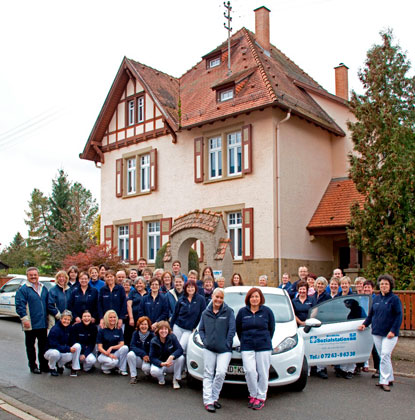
158, 379, 166, 385
50, 369, 59, 377
204, 404, 216, 413
316, 370, 328, 379
130, 377, 138, 384
252, 399, 265, 410
119, 370, 128, 376
57, 366, 64, 374
344, 372, 353, 379
30, 367, 41, 374
213, 401, 222, 409
248, 397, 256, 409
102, 370, 111, 375
70, 369, 78, 377
372, 370, 380, 378
173, 379, 180, 389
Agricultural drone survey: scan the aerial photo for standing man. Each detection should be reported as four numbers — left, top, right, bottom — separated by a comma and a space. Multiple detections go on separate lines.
172, 260, 188, 283
137, 258, 147, 276
15, 267, 49, 374
289, 266, 308, 299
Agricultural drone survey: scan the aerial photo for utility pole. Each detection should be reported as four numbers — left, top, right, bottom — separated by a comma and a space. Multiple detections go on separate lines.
224, 1, 232, 76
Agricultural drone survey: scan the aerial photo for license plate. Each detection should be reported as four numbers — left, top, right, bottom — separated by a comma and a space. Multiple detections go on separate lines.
227, 365, 245, 375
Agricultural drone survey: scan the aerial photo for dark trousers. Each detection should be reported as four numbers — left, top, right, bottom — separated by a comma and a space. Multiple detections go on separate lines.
372, 344, 380, 370
24, 328, 48, 370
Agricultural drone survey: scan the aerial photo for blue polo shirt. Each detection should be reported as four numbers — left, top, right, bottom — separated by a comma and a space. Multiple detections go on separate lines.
292, 296, 313, 322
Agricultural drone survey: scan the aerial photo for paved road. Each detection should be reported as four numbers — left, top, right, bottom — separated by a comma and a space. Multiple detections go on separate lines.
0, 317, 414, 420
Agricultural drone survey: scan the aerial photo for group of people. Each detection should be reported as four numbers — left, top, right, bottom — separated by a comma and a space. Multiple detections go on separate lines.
14, 260, 402, 414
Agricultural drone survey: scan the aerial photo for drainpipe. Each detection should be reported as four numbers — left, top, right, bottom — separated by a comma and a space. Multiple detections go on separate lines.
276, 109, 291, 285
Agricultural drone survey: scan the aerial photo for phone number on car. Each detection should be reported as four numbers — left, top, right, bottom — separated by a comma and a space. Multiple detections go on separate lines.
309, 351, 356, 360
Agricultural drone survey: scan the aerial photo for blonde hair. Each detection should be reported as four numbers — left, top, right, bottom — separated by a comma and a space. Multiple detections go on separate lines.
340, 276, 352, 285
55, 270, 69, 285
103, 310, 119, 328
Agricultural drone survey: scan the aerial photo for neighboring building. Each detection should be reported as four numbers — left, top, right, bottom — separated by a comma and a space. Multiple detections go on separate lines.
80, 7, 363, 285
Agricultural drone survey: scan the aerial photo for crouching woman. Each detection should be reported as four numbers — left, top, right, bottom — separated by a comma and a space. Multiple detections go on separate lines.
97, 310, 128, 375
44, 309, 81, 377
199, 288, 236, 413
149, 321, 184, 389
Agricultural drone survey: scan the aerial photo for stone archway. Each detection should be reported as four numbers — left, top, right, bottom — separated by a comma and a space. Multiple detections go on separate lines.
163, 210, 233, 283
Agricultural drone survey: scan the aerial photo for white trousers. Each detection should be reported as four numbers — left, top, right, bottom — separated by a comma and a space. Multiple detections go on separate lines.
82, 353, 97, 371
339, 363, 355, 373
373, 335, 398, 385
241, 350, 271, 401
172, 325, 192, 354
150, 355, 185, 381
44, 343, 81, 370
127, 351, 151, 377
97, 345, 128, 372
203, 349, 232, 405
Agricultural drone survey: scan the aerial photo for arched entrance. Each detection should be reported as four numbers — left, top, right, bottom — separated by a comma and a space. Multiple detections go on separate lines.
164, 210, 233, 283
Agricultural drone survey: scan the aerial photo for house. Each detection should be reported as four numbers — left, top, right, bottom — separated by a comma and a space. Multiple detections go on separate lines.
80, 7, 363, 285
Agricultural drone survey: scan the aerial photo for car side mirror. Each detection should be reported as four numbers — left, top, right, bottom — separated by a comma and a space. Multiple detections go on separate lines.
303, 318, 322, 334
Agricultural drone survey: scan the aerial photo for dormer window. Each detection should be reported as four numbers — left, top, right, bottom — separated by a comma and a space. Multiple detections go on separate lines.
219, 88, 234, 102
209, 57, 221, 68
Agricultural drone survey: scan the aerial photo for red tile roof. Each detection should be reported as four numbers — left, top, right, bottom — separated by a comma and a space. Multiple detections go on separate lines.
170, 210, 224, 236
307, 178, 365, 232
214, 238, 231, 260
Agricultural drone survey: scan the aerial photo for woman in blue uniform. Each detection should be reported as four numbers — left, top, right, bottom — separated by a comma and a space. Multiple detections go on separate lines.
48, 271, 71, 326
96, 310, 128, 375
69, 271, 98, 324
139, 277, 169, 330
292, 281, 313, 326
236, 288, 275, 410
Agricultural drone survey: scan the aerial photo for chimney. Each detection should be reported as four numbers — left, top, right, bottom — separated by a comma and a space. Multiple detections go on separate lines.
334, 63, 349, 100
254, 6, 271, 52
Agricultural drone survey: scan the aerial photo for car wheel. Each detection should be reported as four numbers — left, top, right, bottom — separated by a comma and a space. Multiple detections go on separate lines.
186, 371, 202, 389
288, 356, 308, 392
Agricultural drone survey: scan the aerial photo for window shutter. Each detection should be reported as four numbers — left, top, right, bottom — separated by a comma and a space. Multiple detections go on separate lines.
115, 158, 123, 197
160, 217, 172, 246
150, 149, 157, 191
242, 208, 254, 260
104, 225, 114, 250
129, 221, 142, 264
194, 137, 204, 183
242, 124, 252, 174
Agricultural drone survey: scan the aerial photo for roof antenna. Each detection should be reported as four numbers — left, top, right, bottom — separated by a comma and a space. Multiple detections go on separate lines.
224, 1, 232, 76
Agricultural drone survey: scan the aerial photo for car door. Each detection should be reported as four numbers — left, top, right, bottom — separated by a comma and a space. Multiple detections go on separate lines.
0, 279, 23, 316
300, 294, 373, 367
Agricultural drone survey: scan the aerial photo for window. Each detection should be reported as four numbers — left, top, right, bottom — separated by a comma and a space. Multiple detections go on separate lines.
227, 131, 242, 175
128, 100, 135, 126
208, 137, 222, 179
209, 57, 221, 68
140, 154, 150, 192
219, 88, 234, 102
147, 222, 160, 263
118, 225, 129, 261
126, 158, 136, 194
137, 96, 144, 123
228, 212, 242, 260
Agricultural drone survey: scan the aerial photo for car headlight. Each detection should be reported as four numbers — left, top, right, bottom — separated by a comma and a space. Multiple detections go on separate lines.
192, 331, 204, 349
272, 334, 298, 355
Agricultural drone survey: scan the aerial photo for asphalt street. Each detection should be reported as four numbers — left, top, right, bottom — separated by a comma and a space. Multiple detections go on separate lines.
0, 316, 414, 420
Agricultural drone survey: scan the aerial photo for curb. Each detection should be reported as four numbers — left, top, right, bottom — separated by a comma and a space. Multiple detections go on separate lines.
368, 367, 415, 379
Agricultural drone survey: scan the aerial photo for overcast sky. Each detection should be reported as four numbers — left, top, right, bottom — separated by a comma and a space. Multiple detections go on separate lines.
0, 0, 414, 249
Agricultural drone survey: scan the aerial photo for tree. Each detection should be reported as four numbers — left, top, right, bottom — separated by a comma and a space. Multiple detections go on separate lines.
347, 30, 415, 289
0, 232, 31, 268
49, 169, 71, 233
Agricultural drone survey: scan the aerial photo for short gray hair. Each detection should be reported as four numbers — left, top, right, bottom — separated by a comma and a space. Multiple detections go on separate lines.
315, 276, 328, 287
26, 267, 39, 275
61, 310, 73, 319
259, 274, 268, 281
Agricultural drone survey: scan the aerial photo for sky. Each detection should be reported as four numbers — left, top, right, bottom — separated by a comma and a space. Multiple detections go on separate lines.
0, 0, 414, 249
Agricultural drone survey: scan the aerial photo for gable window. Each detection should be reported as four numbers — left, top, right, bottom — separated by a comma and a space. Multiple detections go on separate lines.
137, 96, 144, 123
228, 212, 242, 260
227, 131, 242, 176
147, 221, 160, 263
209, 57, 221, 68
219, 88, 234, 102
208, 136, 222, 179
126, 158, 136, 194
118, 225, 129, 261
140, 154, 150, 192
128, 100, 135, 126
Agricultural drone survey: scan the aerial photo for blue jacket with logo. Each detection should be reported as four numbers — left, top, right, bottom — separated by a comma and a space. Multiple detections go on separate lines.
70, 321, 97, 357
363, 291, 402, 336
46, 321, 72, 353
127, 288, 146, 323
292, 296, 314, 322
199, 302, 235, 353
167, 288, 184, 317
68, 285, 99, 321
48, 284, 71, 319
96, 327, 124, 353
15, 282, 48, 330
130, 330, 154, 359
98, 284, 127, 320
149, 334, 183, 367
311, 290, 331, 306
170, 293, 206, 331
235, 305, 275, 351
139, 293, 169, 324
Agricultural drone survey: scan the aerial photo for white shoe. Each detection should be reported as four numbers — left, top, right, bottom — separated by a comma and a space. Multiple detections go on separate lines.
158, 380, 166, 385
102, 370, 111, 375
119, 370, 128, 376
173, 379, 180, 389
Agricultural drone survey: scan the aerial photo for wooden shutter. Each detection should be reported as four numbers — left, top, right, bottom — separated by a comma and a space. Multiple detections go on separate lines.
150, 149, 157, 191
160, 217, 172, 246
115, 158, 123, 197
194, 137, 204, 183
104, 225, 114, 250
242, 124, 252, 174
242, 207, 254, 260
129, 221, 142, 264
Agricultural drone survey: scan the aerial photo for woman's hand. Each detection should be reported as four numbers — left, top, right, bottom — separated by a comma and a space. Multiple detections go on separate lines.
143, 355, 150, 363
129, 318, 135, 327
80, 355, 86, 362
100, 319, 105, 328
75, 317, 81, 324
358, 325, 366, 331
117, 319, 123, 329
387, 331, 395, 339
109, 353, 118, 360
165, 356, 174, 367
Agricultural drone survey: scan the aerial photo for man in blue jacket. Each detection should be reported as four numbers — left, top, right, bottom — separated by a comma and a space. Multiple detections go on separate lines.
15, 267, 49, 374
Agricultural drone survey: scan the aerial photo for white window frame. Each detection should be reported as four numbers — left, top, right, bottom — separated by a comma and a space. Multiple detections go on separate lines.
227, 131, 242, 176
126, 158, 136, 195
208, 136, 222, 179
128, 100, 135, 126
147, 221, 160, 263
138, 96, 144, 123
219, 88, 234, 102
209, 57, 221, 68
118, 225, 129, 261
228, 212, 242, 260
140, 154, 150, 192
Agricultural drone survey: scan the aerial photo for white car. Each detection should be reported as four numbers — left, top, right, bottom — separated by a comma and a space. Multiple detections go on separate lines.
0, 275, 55, 317
186, 286, 373, 391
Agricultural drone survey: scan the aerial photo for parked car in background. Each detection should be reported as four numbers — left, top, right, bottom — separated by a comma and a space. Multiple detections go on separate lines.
0, 275, 55, 317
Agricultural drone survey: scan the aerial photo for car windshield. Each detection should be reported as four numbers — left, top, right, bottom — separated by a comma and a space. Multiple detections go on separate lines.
1, 280, 22, 293
225, 292, 293, 322
40, 281, 54, 291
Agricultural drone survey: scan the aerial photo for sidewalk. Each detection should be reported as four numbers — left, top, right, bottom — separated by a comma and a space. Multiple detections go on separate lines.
391, 336, 415, 377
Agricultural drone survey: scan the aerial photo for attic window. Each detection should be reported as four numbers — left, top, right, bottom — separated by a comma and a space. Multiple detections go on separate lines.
209, 57, 221, 68
218, 88, 234, 102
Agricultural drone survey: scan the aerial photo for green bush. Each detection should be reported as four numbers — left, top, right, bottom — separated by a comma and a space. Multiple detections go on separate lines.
155, 242, 199, 273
